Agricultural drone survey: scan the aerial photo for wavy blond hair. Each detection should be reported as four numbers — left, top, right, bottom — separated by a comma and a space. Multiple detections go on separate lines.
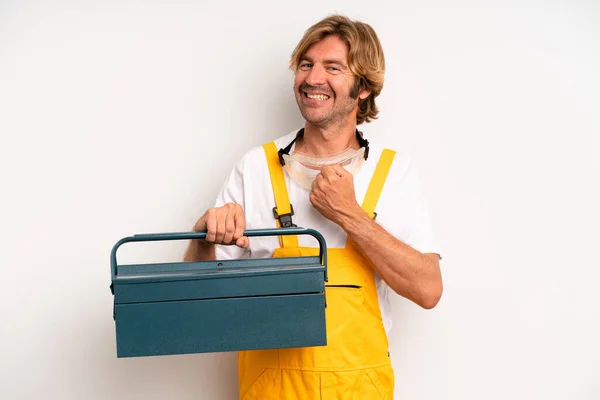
290, 15, 385, 125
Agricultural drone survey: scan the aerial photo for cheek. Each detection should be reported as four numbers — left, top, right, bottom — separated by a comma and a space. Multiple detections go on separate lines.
335, 76, 354, 96
327, 82, 343, 98
294, 74, 305, 91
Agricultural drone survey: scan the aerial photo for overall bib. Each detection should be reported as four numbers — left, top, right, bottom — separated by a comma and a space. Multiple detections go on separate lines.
238, 142, 396, 400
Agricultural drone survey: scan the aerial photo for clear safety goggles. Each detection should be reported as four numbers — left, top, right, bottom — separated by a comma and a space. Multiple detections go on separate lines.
281, 145, 366, 191
278, 128, 370, 191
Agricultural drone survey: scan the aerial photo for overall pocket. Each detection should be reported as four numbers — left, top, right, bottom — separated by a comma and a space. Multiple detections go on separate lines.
314, 284, 367, 369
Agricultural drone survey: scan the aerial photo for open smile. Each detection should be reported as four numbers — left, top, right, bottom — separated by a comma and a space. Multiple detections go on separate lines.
303, 92, 331, 101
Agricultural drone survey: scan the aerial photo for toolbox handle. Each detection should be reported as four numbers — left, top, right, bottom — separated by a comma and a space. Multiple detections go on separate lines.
110, 227, 327, 280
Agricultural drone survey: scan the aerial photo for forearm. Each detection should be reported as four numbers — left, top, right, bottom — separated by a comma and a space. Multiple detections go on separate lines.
183, 239, 216, 261
339, 207, 442, 309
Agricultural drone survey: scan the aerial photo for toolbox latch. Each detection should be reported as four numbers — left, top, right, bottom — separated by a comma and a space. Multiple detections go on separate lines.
273, 205, 296, 228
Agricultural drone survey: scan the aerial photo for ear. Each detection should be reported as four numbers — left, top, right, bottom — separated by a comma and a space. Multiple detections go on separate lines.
358, 89, 370, 100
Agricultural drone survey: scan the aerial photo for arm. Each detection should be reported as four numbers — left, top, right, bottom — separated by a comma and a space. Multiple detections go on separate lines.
183, 236, 216, 262
310, 164, 442, 309
339, 207, 442, 309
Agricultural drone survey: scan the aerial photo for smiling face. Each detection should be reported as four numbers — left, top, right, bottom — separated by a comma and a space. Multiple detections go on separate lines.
293, 35, 370, 129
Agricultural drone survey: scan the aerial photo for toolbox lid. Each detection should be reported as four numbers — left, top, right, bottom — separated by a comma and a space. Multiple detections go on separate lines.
110, 228, 328, 304
112, 257, 326, 304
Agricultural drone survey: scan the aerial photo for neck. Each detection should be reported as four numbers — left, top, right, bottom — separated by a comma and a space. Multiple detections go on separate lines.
297, 120, 359, 156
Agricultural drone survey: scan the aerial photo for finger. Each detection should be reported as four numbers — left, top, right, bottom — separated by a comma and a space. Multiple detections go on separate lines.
317, 172, 328, 188
205, 209, 217, 242
236, 236, 249, 248
321, 165, 340, 183
223, 206, 236, 244
330, 164, 347, 177
214, 208, 227, 243
193, 214, 208, 233
320, 165, 334, 177
233, 206, 246, 241
309, 191, 317, 206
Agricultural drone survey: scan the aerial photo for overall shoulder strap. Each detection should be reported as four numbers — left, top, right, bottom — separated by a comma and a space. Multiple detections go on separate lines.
345, 149, 396, 248
262, 142, 299, 248
362, 148, 396, 218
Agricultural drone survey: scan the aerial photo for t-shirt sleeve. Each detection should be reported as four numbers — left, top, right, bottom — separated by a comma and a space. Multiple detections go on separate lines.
213, 156, 251, 261
376, 154, 441, 258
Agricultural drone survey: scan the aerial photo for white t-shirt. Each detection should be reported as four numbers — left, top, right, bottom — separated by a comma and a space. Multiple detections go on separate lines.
214, 129, 440, 336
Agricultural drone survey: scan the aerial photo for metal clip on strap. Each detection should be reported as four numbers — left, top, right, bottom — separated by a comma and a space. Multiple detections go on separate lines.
273, 204, 296, 228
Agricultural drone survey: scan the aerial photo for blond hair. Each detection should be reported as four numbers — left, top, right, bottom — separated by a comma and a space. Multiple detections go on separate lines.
290, 15, 385, 125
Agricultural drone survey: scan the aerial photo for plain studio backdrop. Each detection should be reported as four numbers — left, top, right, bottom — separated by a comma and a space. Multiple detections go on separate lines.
1, 1, 599, 399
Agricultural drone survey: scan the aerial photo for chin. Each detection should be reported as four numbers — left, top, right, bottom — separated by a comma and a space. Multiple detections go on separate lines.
299, 110, 327, 125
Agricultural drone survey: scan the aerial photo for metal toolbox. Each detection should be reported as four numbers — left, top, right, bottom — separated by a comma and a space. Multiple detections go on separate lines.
110, 228, 328, 358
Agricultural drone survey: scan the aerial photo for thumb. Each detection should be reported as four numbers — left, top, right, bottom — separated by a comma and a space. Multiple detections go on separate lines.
236, 236, 249, 248
331, 164, 348, 177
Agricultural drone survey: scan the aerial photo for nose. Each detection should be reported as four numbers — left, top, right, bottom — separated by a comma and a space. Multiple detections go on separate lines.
305, 63, 326, 87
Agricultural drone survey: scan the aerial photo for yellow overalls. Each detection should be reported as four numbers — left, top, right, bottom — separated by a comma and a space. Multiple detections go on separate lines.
237, 142, 397, 400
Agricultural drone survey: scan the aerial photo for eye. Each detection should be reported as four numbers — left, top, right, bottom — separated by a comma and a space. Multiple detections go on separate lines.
327, 66, 341, 73
299, 63, 312, 71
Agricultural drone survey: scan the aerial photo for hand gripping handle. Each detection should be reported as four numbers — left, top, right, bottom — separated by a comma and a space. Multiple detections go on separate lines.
110, 227, 327, 280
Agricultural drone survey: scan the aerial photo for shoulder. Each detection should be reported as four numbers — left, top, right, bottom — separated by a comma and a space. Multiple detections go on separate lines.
272, 129, 301, 149
363, 137, 439, 254
387, 151, 416, 182
358, 135, 427, 207
361, 135, 416, 183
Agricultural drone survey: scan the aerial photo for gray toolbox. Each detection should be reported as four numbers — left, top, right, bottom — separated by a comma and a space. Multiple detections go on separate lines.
110, 227, 327, 358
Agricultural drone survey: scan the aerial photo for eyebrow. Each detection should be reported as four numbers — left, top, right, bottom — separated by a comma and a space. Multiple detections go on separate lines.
301, 56, 348, 69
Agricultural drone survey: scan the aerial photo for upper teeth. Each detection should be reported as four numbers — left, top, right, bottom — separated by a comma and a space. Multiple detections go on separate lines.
307, 93, 329, 100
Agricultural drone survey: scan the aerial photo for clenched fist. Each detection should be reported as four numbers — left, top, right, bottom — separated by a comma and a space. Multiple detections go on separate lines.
309, 164, 362, 226
193, 203, 249, 248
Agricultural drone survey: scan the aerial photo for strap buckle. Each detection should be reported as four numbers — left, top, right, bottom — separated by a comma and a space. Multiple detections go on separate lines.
273, 204, 296, 228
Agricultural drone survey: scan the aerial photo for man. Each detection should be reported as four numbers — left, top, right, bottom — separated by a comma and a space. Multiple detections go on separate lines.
184, 14, 442, 400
